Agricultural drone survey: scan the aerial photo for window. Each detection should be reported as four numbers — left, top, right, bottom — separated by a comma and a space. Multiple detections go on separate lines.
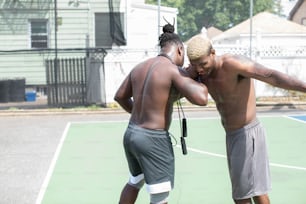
302, 18, 306, 26
95, 12, 126, 48
29, 20, 49, 48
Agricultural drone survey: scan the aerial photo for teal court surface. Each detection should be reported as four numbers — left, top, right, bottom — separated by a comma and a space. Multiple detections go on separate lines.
36, 115, 306, 204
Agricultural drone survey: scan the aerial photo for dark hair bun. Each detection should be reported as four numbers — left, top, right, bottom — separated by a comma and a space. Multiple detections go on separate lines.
159, 23, 181, 47
162, 23, 175, 34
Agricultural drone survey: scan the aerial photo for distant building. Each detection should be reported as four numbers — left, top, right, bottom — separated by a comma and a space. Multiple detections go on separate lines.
288, 0, 306, 26
0, 0, 178, 105
206, 27, 223, 39
188, 12, 306, 97
212, 12, 306, 47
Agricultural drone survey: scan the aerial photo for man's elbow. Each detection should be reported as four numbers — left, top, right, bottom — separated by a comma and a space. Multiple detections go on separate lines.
114, 93, 124, 103
196, 95, 208, 106
113, 95, 120, 103
196, 86, 209, 106
188, 93, 208, 106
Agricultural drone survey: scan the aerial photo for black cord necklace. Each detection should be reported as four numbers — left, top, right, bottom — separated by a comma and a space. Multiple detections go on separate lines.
158, 53, 174, 64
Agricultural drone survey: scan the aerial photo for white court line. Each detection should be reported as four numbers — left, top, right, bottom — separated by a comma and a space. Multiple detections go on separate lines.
176, 145, 306, 171
183, 146, 226, 158
35, 122, 71, 204
68, 114, 306, 125
70, 118, 306, 172
269, 163, 306, 171
71, 120, 129, 124
62, 114, 304, 125
283, 115, 306, 124
34, 115, 305, 203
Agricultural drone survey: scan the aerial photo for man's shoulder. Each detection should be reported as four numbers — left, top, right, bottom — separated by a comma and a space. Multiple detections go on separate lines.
221, 54, 249, 66
221, 53, 239, 61
218, 54, 250, 77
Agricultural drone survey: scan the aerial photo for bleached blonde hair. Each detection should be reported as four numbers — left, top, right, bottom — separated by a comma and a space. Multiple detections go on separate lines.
187, 35, 212, 61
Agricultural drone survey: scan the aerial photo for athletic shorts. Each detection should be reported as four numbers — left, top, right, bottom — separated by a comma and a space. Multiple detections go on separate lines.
226, 118, 271, 200
123, 122, 174, 194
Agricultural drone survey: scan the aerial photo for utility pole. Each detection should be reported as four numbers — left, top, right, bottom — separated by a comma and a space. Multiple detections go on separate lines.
249, 0, 253, 59
158, 0, 161, 37
54, 0, 58, 103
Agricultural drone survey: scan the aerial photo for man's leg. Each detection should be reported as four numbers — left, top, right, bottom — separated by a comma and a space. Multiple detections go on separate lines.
234, 194, 270, 204
234, 198, 252, 204
253, 194, 270, 204
119, 183, 140, 204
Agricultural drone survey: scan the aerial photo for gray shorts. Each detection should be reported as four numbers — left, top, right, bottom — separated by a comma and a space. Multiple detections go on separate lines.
123, 122, 174, 194
226, 119, 271, 200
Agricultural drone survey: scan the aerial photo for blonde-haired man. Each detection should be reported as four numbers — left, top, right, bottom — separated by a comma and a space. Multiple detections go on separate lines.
186, 35, 306, 204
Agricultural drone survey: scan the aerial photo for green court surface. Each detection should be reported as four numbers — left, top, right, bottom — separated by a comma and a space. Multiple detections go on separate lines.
37, 116, 306, 204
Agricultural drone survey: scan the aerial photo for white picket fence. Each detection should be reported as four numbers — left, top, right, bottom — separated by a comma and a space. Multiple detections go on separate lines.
104, 45, 306, 103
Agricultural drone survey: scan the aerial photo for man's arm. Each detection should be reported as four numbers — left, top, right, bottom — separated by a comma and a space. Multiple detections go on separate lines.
173, 67, 209, 106
183, 64, 199, 80
253, 65, 306, 92
114, 73, 133, 113
231, 55, 306, 93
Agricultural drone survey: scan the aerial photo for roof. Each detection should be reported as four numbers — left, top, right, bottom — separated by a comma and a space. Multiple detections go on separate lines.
288, 0, 305, 20
184, 26, 223, 45
212, 12, 306, 41
207, 26, 223, 39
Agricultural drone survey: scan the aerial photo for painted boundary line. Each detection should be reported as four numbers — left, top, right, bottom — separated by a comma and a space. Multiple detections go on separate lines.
284, 115, 306, 124
176, 145, 306, 171
57, 114, 306, 126
35, 115, 306, 203
35, 122, 71, 204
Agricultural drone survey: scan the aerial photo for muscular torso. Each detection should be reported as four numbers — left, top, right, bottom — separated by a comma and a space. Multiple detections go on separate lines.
201, 56, 257, 132
130, 57, 180, 130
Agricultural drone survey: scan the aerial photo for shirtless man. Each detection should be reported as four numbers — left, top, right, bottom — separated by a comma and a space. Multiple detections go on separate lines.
186, 35, 306, 204
114, 24, 208, 204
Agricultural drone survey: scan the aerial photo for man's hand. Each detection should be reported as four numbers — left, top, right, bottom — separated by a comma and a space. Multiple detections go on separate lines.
184, 64, 198, 80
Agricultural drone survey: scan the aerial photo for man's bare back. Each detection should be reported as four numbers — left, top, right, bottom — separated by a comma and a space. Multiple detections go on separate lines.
129, 56, 191, 130
115, 41, 208, 132
115, 24, 208, 204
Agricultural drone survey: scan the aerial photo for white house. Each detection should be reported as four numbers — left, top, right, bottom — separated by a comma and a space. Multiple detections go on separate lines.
0, 0, 178, 105
211, 12, 306, 97
212, 12, 306, 47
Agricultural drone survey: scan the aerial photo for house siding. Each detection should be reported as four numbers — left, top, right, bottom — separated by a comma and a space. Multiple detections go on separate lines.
0, 1, 93, 85
0, 0, 178, 104
0, 0, 168, 85
0, 1, 52, 85
291, 0, 306, 25
0, 11, 51, 49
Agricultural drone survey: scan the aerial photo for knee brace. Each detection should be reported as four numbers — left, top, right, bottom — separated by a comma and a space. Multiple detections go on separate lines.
128, 173, 145, 189
150, 191, 169, 204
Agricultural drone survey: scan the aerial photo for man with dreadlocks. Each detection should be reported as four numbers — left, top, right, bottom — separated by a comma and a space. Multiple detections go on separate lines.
114, 24, 208, 204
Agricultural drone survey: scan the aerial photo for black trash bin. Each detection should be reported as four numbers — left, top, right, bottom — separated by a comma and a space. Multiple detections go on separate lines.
0, 79, 10, 103
9, 78, 25, 102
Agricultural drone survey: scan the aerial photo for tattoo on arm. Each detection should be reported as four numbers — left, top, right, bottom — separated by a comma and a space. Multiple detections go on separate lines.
255, 67, 274, 78
257, 68, 306, 92
238, 56, 306, 92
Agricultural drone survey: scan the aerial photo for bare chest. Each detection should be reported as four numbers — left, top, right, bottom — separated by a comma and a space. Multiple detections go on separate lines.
203, 75, 250, 103
205, 77, 234, 102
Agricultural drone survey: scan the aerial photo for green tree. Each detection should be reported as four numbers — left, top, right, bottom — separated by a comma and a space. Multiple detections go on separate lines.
146, 0, 281, 41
